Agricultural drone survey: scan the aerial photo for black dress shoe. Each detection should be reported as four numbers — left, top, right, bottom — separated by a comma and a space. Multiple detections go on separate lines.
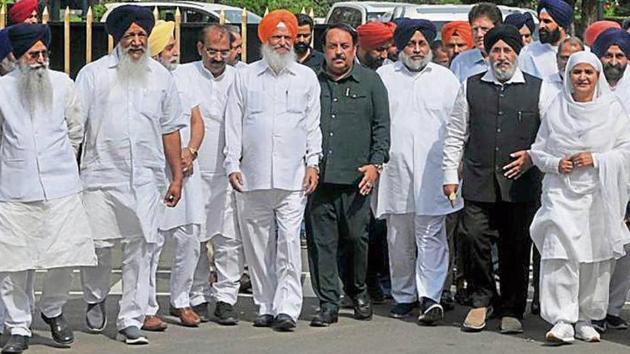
272, 314, 296, 332
41, 313, 74, 345
214, 301, 239, 326
353, 296, 373, 320
253, 314, 274, 327
310, 308, 339, 327
192, 302, 211, 323
2, 335, 29, 354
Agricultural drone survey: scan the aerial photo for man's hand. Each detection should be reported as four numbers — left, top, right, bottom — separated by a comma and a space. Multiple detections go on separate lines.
164, 181, 182, 207
229, 172, 244, 192
303, 166, 319, 195
503, 150, 532, 179
570, 152, 594, 168
358, 165, 379, 196
181, 148, 194, 177
443, 184, 459, 207
558, 158, 574, 174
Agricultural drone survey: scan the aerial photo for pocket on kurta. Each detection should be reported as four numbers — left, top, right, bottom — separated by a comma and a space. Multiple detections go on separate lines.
0, 159, 28, 199
140, 90, 164, 120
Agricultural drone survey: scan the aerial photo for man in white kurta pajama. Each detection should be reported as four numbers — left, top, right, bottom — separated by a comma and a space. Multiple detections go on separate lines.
0, 23, 96, 354
376, 19, 463, 324
144, 20, 204, 330
225, 10, 322, 331
76, 5, 184, 345
176, 24, 243, 326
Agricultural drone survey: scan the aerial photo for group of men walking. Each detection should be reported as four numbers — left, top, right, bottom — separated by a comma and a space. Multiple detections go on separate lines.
1, 0, 630, 352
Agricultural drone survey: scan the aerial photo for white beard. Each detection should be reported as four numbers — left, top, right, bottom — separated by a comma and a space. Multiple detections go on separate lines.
117, 44, 149, 85
18, 62, 52, 114
158, 55, 178, 72
0, 57, 16, 75
261, 44, 296, 74
491, 60, 517, 82
399, 51, 432, 72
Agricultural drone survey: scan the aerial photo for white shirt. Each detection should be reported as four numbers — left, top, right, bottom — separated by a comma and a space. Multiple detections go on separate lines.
76, 51, 185, 241
376, 61, 463, 216
442, 68, 545, 185
173, 61, 237, 239
449, 48, 487, 82
540, 72, 563, 116
518, 41, 559, 79
233, 61, 249, 70
0, 69, 82, 202
224, 59, 322, 192
610, 66, 630, 115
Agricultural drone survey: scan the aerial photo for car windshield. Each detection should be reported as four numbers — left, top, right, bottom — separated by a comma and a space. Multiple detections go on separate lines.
366, 12, 386, 22
224, 10, 261, 24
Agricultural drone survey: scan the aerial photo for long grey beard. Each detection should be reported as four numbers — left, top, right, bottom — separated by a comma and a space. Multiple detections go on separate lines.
117, 45, 149, 86
158, 56, 178, 72
491, 60, 517, 82
399, 51, 432, 72
261, 44, 297, 74
18, 63, 52, 114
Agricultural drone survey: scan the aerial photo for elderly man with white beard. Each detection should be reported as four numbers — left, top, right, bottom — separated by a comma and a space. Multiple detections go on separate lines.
225, 9, 321, 331
76, 5, 185, 345
143, 20, 205, 330
375, 18, 462, 324
0, 24, 96, 354
443, 24, 544, 334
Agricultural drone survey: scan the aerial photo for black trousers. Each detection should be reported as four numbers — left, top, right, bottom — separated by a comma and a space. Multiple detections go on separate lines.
459, 200, 537, 319
366, 215, 389, 293
443, 210, 464, 292
305, 183, 371, 310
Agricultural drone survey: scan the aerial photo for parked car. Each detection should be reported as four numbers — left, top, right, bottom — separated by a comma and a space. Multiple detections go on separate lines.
101, 1, 261, 24
325, 1, 414, 29
391, 4, 538, 38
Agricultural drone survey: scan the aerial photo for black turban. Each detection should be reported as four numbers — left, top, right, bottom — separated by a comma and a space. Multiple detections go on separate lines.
504, 12, 535, 34
106, 5, 155, 42
592, 28, 630, 59
0, 28, 12, 62
393, 18, 437, 52
8, 23, 50, 59
484, 24, 523, 55
537, 0, 574, 29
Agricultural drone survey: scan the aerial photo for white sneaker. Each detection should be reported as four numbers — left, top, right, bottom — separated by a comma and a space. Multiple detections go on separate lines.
546, 322, 575, 345
575, 321, 601, 342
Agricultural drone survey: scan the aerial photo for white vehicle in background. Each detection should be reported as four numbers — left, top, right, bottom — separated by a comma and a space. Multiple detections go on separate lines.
391, 4, 538, 38
101, 1, 262, 24
325, 1, 414, 28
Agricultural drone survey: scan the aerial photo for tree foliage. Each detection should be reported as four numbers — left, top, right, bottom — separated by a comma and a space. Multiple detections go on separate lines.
220, 0, 331, 17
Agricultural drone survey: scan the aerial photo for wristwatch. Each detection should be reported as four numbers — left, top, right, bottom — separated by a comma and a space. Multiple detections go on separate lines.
186, 146, 198, 159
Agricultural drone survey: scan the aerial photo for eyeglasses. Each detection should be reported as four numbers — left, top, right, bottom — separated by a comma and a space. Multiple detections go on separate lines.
205, 47, 230, 57
27, 50, 49, 60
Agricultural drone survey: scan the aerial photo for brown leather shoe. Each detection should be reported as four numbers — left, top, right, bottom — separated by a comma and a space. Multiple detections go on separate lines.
169, 306, 200, 327
142, 315, 168, 331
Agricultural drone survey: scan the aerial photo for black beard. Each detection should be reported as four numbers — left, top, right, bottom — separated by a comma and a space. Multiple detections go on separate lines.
294, 42, 310, 54
539, 27, 561, 45
362, 53, 384, 70
604, 63, 626, 83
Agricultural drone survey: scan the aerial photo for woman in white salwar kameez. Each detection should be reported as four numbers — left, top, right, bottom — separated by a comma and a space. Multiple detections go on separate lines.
529, 51, 630, 345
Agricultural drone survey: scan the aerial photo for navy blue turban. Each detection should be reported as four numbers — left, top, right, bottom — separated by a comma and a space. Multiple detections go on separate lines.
393, 18, 437, 52
504, 12, 535, 34
8, 23, 50, 59
0, 28, 12, 62
537, 0, 574, 29
106, 5, 155, 42
484, 24, 523, 54
592, 28, 630, 58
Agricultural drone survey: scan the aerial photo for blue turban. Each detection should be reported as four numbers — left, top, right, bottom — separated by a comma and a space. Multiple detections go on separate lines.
8, 23, 50, 59
537, 0, 574, 29
106, 5, 155, 42
504, 12, 535, 34
0, 28, 12, 62
592, 28, 630, 58
393, 18, 437, 52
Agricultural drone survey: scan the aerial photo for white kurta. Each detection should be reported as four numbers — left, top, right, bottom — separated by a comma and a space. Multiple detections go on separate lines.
174, 61, 237, 241
0, 69, 96, 271
375, 61, 463, 217
76, 52, 185, 243
518, 41, 559, 79
540, 72, 563, 116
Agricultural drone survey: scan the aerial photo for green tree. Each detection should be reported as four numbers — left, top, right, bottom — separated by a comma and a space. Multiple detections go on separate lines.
221, 0, 330, 17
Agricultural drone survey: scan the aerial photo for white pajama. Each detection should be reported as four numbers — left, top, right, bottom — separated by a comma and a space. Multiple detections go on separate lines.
386, 214, 449, 304
607, 252, 630, 317
236, 190, 305, 321
147, 225, 201, 314
211, 235, 245, 305
540, 259, 613, 324
189, 241, 213, 307
0, 268, 72, 337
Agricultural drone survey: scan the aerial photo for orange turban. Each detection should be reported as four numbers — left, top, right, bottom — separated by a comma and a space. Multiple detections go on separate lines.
258, 10, 298, 43
357, 22, 393, 49
9, 0, 38, 24
441, 21, 473, 49
584, 20, 621, 46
